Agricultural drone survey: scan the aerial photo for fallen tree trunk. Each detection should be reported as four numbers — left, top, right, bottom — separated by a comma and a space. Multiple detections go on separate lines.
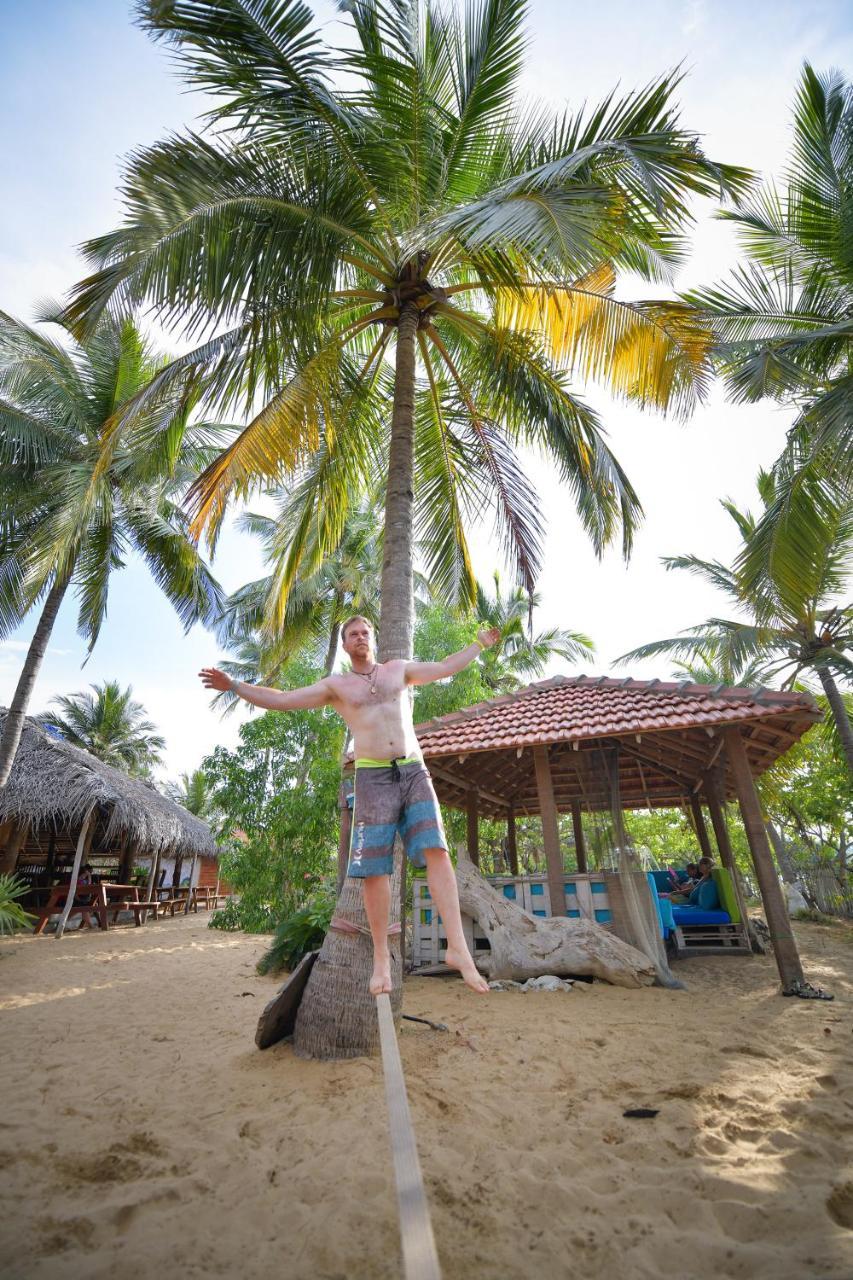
456, 859, 656, 989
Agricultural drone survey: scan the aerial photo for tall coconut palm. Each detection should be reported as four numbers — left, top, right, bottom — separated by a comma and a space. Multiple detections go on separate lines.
684, 64, 853, 483
63, 0, 752, 666
41, 680, 165, 776
473, 570, 594, 691
0, 309, 224, 785
616, 470, 853, 777
164, 766, 217, 820
62, 0, 750, 1057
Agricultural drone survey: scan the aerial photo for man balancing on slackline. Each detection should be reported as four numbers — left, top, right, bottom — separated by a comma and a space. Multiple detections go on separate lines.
200, 615, 497, 997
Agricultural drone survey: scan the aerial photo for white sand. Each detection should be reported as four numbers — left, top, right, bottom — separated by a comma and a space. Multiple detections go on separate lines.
1, 913, 852, 1279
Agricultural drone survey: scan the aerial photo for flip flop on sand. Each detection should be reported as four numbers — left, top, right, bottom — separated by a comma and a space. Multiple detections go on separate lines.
782, 980, 835, 1001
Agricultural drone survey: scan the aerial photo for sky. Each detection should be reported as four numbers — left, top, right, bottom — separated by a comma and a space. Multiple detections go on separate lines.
2, 0, 852, 780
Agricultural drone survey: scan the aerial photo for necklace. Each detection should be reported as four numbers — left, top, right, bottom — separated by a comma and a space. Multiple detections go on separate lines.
353, 664, 379, 695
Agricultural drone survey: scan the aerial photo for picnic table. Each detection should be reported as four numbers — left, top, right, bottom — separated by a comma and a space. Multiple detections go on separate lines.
32, 883, 106, 934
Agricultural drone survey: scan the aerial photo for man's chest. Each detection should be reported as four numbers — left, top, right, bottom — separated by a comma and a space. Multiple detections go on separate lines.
338, 670, 406, 710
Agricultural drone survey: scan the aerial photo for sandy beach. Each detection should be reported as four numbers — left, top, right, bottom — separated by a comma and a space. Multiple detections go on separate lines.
1, 914, 851, 1280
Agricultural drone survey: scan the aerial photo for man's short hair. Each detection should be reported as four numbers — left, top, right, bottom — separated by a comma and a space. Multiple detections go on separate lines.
341, 615, 374, 642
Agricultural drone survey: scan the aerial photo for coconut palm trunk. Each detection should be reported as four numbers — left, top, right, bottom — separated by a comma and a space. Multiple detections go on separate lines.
378, 299, 419, 663
0, 573, 71, 788
293, 302, 420, 1059
816, 667, 853, 780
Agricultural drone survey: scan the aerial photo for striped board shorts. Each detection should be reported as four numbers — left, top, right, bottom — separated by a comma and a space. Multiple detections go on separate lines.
346, 756, 448, 878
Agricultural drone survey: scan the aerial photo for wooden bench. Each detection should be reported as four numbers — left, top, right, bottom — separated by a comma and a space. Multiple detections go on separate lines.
32, 884, 105, 934
97, 884, 160, 926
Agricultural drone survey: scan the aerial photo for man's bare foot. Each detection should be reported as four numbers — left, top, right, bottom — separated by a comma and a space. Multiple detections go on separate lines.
369, 952, 392, 996
445, 946, 490, 994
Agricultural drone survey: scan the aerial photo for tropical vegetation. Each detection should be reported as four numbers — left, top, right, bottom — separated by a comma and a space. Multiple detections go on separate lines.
40, 679, 165, 776
63, 0, 751, 674
0, 308, 223, 785
617, 469, 853, 777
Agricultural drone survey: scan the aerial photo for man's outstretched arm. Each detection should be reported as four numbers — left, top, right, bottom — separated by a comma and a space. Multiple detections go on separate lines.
199, 668, 333, 711
404, 627, 500, 686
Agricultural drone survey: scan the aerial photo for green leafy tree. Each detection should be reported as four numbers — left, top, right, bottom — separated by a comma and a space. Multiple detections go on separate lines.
40, 680, 165, 776
617, 470, 853, 777
64, 0, 751, 669
202, 661, 345, 928
0, 309, 223, 785
685, 64, 853, 485
164, 766, 219, 823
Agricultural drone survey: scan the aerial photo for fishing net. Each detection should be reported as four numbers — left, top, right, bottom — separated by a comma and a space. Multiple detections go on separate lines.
576, 745, 684, 990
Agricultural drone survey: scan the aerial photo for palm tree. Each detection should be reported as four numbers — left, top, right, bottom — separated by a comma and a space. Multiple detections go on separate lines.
616, 470, 853, 777
684, 64, 853, 483
0, 309, 224, 785
62, 0, 750, 1056
164, 767, 217, 820
41, 680, 165, 776
63, 0, 752, 668
473, 570, 594, 691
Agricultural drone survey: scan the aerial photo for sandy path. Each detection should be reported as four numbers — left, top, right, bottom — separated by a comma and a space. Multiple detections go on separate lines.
1, 913, 851, 1279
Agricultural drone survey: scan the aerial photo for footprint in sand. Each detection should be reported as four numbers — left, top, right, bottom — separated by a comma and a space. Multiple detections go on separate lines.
827, 1182, 853, 1230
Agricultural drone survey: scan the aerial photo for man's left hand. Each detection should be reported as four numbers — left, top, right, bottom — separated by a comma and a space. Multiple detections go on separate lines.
477, 626, 501, 650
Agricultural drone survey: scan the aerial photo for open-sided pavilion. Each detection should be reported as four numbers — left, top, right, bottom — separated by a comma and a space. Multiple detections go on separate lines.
407, 674, 822, 991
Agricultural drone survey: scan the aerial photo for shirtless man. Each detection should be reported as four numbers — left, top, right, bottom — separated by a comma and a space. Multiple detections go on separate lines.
200, 616, 498, 996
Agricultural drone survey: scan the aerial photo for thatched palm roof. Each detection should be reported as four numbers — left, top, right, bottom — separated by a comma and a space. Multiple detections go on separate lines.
0, 710, 216, 857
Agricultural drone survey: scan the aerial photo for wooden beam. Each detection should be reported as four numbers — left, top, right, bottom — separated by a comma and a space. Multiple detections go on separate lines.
426, 761, 509, 811
570, 802, 587, 873
0, 819, 29, 875
724, 727, 803, 990
55, 805, 97, 940
533, 746, 565, 917
506, 805, 519, 876
689, 795, 714, 860
466, 790, 480, 868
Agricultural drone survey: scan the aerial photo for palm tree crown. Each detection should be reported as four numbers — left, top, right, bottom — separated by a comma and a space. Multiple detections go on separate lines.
41, 680, 165, 777
616, 469, 853, 775
0, 308, 224, 784
473, 570, 594, 691
685, 64, 853, 482
64, 0, 751, 663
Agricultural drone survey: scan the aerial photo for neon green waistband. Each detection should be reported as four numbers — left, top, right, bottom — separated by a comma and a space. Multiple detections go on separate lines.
355, 755, 422, 769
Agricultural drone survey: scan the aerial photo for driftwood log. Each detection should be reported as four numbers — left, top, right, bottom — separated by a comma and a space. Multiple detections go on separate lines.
456, 858, 656, 988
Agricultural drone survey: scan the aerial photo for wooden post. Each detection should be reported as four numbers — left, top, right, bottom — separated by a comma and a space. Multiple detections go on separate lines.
0, 819, 29, 875
689, 795, 714, 861
466, 790, 480, 868
55, 805, 97, 939
533, 745, 565, 917
571, 802, 587, 873
337, 783, 353, 894
506, 805, 519, 876
724, 727, 804, 989
145, 848, 163, 920
118, 836, 136, 885
705, 775, 750, 928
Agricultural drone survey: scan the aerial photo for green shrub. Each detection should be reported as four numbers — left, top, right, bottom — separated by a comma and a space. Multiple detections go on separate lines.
0, 873, 36, 935
208, 898, 276, 932
256, 883, 335, 975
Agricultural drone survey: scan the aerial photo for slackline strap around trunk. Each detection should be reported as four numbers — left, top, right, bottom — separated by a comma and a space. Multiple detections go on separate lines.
329, 916, 402, 938
375, 992, 442, 1280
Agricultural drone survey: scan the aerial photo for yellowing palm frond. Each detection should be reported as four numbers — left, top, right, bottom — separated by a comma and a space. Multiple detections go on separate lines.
496, 265, 713, 416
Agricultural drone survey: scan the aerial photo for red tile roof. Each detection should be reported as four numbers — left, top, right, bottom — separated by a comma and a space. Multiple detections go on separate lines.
414, 674, 820, 757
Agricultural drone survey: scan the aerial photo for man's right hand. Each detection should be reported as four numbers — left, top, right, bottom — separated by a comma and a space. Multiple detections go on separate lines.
199, 667, 234, 693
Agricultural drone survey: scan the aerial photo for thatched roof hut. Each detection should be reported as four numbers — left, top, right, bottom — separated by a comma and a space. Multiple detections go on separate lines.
0, 710, 216, 885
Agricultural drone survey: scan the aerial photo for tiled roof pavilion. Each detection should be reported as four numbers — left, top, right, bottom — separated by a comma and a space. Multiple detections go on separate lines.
413, 674, 821, 817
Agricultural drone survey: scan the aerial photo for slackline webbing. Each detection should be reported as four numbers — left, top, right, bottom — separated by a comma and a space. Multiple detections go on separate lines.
375, 993, 442, 1280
